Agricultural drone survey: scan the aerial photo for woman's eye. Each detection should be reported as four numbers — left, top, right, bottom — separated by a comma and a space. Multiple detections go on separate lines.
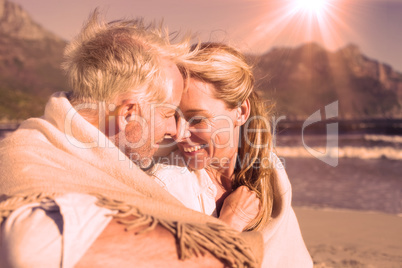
188, 116, 207, 126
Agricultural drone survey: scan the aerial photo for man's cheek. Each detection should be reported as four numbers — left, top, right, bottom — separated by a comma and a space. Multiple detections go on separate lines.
125, 124, 144, 143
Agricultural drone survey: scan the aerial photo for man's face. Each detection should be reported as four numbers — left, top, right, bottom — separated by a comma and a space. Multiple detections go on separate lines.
123, 61, 183, 167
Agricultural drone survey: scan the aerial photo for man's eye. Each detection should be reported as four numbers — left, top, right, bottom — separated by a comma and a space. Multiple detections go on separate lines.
164, 111, 176, 118
174, 111, 181, 120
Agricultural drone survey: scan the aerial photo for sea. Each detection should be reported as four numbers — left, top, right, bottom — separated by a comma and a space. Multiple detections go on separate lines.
274, 134, 402, 215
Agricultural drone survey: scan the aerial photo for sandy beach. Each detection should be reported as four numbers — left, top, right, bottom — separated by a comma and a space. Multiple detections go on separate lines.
283, 152, 402, 268
295, 207, 402, 268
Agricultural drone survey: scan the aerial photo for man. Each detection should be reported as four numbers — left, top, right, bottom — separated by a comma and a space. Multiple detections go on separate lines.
0, 10, 262, 267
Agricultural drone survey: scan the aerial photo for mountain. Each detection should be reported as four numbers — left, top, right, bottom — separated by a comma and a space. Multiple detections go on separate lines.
0, 0, 68, 121
250, 43, 402, 120
1, 0, 401, 122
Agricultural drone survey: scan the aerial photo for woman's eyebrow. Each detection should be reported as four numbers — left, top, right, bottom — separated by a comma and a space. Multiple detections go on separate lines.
183, 109, 215, 113
184, 109, 208, 114
186, 109, 207, 113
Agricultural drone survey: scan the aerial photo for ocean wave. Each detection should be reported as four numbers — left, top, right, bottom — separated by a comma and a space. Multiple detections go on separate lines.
276, 146, 402, 160
363, 134, 402, 144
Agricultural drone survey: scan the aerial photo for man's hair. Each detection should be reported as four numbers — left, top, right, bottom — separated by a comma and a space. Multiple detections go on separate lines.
62, 9, 191, 106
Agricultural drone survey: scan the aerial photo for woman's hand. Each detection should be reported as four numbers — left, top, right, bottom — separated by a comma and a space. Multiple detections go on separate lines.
218, 186, 260, 232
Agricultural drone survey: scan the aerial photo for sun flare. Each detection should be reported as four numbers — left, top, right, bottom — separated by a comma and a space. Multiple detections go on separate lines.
293, 0, 331, 16
244, 0, 346, 53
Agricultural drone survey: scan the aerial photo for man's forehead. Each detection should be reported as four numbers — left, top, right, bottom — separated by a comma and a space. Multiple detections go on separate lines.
151, 98, 179, 114
162, 88, 181, 108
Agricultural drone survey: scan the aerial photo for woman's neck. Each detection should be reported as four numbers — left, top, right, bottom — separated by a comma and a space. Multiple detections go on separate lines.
205, 152, 238, 214
205, 151, 237, 191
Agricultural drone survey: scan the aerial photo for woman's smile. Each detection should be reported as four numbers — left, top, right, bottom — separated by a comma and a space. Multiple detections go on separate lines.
182, 144, 208, 153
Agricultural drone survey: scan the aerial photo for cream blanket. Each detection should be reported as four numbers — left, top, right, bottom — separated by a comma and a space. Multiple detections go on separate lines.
0, 92, 261, 267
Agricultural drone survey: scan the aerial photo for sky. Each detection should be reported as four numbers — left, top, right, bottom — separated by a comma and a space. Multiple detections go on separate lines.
12, 0, 402, 71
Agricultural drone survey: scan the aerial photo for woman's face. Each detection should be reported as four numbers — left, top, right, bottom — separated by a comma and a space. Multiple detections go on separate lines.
177, 78, 241, 170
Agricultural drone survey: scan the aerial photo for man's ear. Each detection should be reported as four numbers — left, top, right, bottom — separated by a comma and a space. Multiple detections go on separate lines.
115, 100, 140, 130
236, 99, 251, 126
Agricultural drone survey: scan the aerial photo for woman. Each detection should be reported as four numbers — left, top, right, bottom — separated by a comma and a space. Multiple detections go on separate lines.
153, 43, 313, 266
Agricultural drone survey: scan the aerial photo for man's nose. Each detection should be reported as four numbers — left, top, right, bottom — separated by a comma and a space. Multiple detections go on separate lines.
173, 116, 191, 142
166, 116, 178, 137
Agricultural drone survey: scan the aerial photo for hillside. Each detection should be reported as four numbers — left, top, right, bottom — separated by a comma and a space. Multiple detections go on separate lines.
0, 0, 68, 121
251, 43, 402, 120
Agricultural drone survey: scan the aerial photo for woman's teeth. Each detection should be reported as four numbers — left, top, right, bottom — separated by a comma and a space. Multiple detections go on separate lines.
183, 145, 205, 153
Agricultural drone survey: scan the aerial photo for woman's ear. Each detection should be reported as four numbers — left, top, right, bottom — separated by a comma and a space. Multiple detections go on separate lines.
236, 99, 251, 126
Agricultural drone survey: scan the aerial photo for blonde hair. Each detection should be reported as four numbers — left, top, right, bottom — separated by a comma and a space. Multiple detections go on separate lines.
188, 43, 276, 231
62, 9, 192, 107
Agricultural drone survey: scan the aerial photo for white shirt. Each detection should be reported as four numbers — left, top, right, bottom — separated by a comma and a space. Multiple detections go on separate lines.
152, 163, 218, 217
